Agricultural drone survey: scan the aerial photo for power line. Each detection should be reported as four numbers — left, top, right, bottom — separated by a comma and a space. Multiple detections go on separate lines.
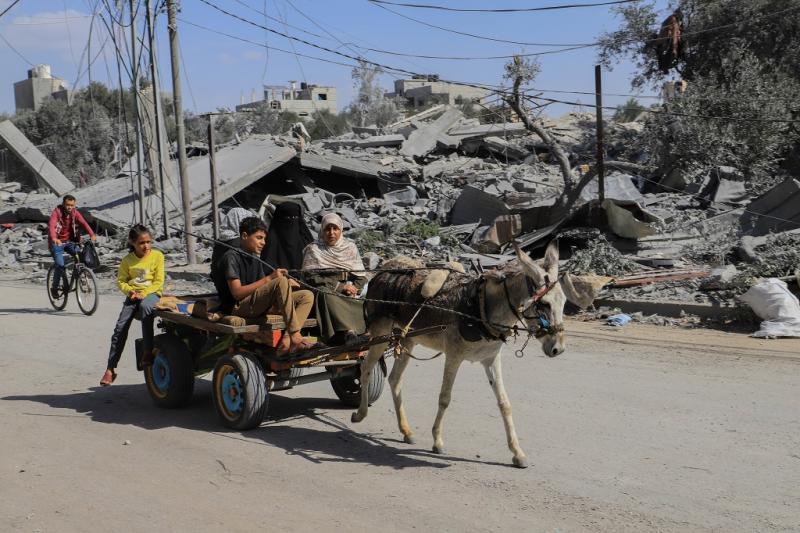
367, 0, 639, 13
0, 0, 22, 19
0, 33, 34, 65
526, 94, 800, 123
370, 1, 800, 57
367, 2, 594, 47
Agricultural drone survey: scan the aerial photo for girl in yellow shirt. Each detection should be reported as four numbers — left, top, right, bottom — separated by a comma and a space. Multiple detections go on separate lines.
100, 224, 164, 386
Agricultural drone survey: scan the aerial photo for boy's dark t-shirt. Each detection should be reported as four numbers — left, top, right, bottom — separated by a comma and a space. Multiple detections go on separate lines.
213, 248, 265, 313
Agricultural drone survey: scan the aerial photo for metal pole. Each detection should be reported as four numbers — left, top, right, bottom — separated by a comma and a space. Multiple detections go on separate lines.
145, 0, 168, 239
166, 0, 196, 264
130, 0, 146, 224
594, 64, 605, 203
207, 115, 220, 241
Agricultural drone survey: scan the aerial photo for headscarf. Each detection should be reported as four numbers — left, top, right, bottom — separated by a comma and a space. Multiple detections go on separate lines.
261, 201, 313, 272
302, 213, 366, 275
219, 207, 258, 242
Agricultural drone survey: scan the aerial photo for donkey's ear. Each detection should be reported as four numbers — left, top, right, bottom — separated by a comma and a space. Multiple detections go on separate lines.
514, 241, 546, 286
543, 239, 559, 276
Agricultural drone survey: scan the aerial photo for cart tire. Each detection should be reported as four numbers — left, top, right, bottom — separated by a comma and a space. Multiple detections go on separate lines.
330, 358, 386, 408
144, 334, 195, 408
46, 264, 69, 311
213, 353, 268, 430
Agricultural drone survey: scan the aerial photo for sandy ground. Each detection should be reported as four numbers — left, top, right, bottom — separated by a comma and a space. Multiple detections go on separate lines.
1, 282, 799, 533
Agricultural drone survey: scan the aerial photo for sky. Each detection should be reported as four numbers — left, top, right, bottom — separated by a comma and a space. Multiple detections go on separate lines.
0, 0, 673, 118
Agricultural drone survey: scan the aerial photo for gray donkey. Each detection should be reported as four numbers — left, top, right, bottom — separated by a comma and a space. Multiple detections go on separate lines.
352, 241, 567, 468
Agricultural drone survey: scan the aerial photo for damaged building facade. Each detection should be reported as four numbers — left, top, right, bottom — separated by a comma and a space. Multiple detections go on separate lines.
236, 81, 337, 118
386, 76, 489, 109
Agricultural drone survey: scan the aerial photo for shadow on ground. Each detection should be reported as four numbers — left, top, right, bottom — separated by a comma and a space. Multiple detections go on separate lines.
3, 382, 508, 470
0, 307, 86, 317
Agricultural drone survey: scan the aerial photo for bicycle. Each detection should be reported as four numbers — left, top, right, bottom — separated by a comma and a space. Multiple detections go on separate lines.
46, 241, 99, 315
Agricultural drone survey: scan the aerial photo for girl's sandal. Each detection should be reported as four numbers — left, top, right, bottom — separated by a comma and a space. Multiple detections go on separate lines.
99, 370, 117, 387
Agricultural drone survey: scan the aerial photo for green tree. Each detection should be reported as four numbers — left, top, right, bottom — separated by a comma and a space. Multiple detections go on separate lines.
613, 97, 646, 122
598, 0, 800, 186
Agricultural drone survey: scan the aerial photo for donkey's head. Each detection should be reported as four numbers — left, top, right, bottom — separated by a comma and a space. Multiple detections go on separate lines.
514, 240, 567, 357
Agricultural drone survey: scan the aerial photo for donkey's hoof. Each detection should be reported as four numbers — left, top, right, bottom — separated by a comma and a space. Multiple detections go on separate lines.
403, 434, 416, 445
432, 444, 445, 455
512, 456, 530, 469
351, 412, 364, 423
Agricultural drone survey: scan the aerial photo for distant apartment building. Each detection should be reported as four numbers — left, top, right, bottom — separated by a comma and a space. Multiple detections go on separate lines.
386, 75, 489, 109
236, 81, 337, 117
14, 64, 71, 113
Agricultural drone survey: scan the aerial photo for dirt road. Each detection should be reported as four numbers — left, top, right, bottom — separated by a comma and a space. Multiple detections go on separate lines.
1, 282, 798, 532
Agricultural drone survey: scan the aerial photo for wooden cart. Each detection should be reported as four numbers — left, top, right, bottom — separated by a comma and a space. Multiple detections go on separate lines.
135, 296, 441, 430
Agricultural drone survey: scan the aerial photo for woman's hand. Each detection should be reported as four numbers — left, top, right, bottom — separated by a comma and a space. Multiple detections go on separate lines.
341, 283, 359, 297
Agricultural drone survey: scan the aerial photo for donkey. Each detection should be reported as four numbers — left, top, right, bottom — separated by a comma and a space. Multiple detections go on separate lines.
351, 240, 567, 468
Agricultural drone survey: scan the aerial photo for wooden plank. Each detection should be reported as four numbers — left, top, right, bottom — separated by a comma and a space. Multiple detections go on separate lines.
155, 309, 317, 334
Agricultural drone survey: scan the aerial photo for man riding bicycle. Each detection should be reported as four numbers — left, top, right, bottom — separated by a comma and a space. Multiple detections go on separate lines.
48, 194, 96, 298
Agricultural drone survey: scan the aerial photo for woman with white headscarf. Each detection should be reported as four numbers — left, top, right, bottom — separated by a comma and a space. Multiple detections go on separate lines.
302, 213, 367, 345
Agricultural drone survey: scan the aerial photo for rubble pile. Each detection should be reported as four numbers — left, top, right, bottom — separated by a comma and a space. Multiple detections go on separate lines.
2, 105, 799, 328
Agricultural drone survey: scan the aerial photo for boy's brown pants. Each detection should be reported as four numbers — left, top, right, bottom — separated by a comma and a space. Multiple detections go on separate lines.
233, 276, 313, 333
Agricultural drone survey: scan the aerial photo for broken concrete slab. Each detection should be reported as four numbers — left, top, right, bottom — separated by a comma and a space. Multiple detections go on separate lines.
450, 185, 511, 225
602, 199, 657, 239
400, 107, 463, 159
300, 151, 382, 180
322, 134, 405, 150
445, 121, 527, 141
383, 186, 418, 207
741, 177, 800, 236
581, 172, 643, 204
0, 120, 75, 196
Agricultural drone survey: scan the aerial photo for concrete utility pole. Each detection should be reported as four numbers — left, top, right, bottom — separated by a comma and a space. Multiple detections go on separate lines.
129, 0, 146, 224
594, 64, 606, 203
206, 115, 220, 241
166, 0, 196, 264
145, 0, 168, 239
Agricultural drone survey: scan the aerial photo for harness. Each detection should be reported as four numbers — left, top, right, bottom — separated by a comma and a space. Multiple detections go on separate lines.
390, 270, 564, 361
477, 272, 565, 355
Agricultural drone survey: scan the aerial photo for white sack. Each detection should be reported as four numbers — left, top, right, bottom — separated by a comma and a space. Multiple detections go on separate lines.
739, 278, 800, 338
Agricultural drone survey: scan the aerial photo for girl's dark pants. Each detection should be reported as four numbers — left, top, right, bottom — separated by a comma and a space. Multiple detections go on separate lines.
107, 294, 159, 370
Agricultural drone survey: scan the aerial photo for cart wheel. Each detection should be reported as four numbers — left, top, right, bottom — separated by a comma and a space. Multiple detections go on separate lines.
329, 357, 386, 408
213, 353, 268, 430
144, 334, 195, 408
46, 264, 69, 311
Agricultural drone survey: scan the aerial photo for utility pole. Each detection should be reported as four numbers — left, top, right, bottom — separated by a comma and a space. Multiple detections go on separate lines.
130, 0, 146, 224
207, 115, 220, 241
145, 0, 168, 239
166, 0, 196, 264
594, 64, 606, 203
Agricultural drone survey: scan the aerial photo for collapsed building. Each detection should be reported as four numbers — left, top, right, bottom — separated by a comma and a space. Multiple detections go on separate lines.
1, 103, 799, 329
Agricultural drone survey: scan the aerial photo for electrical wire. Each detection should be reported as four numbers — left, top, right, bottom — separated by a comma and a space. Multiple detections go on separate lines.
0, 0, 22, 19
0, 33, 34, 65
367, 0, 639, 13
526, 94, 800, 124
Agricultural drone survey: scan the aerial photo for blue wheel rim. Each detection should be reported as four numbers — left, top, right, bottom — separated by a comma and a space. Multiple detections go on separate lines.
152, 353, 171, 392
221, 372, 244, 414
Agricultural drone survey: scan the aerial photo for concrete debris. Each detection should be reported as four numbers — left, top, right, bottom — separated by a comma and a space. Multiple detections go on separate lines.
741, 177, 800, 236
400, 107, 463, 159
0, 120, 74, 195
602, 199, 657, 239
4, 105, 798, 328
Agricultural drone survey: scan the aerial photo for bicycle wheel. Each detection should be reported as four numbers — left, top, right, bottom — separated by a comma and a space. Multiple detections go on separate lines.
75, 266, 99, 315
46, 264, 69, 311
